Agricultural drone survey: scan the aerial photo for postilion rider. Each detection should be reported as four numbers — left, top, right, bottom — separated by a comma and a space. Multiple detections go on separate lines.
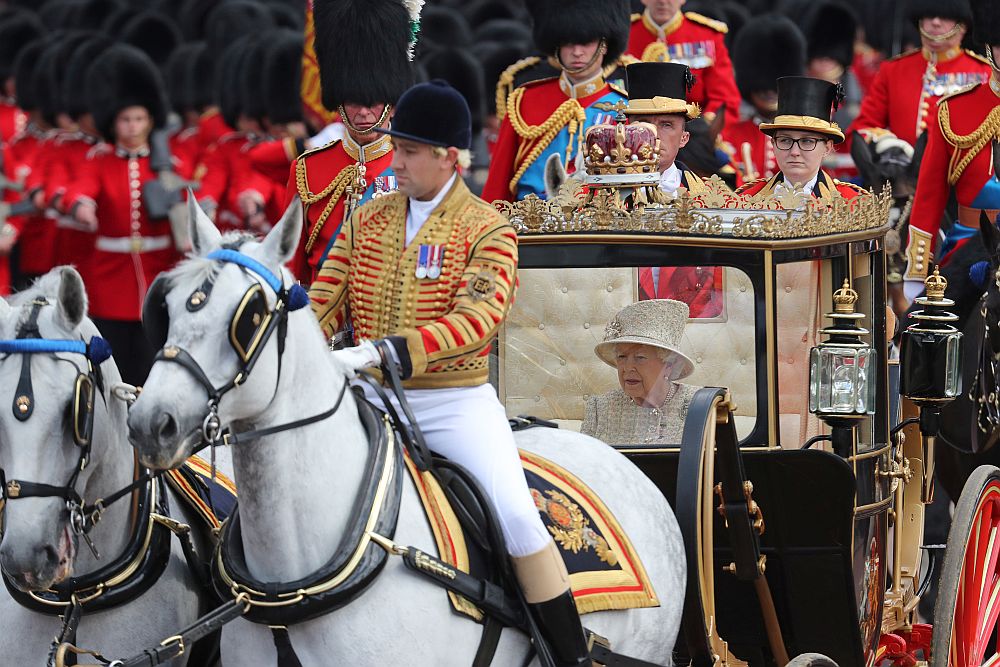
308, 81, 595, 666
902, 0, 1000, 305
737, 76, 867, 201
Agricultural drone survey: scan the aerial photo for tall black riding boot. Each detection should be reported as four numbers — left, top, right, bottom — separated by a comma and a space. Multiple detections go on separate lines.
512, 540, 591, 666
528, 589, 592, 666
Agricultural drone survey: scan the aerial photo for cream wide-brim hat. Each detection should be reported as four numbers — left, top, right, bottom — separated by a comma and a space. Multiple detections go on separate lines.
594, 299, 695, 380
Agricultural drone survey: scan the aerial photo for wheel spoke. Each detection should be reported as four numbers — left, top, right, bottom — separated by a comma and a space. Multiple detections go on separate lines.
977, 573, 1000, 661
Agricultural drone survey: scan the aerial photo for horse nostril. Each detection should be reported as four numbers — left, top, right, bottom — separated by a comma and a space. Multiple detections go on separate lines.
156, 413, 178, 442
41, 544, 58, 564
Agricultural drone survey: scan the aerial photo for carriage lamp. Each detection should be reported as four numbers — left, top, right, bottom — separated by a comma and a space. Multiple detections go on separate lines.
898, 269, 962, 503
809, 280, 875, 455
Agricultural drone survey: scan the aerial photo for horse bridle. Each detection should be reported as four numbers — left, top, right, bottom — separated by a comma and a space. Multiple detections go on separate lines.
972, 266, 1000, 436
145, 247, 348, 453
0, 298, 113, 540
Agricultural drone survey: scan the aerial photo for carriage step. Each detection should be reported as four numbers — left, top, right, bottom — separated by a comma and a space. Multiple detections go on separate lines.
587, 630, 665, 667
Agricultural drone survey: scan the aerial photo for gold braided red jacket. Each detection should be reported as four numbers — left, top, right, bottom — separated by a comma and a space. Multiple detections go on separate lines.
309, 177, 518, 389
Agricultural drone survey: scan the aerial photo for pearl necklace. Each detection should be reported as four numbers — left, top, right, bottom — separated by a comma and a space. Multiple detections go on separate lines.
641, 383, 679, 443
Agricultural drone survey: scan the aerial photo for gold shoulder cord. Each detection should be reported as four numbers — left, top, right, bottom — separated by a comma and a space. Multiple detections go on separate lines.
495, 56, 542, 122
506, 87, 586, 192
296, 159, 359, 253
938, 99, 1000, 184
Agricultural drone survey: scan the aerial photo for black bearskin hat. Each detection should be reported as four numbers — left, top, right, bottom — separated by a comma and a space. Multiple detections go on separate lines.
240, 36, 271, 123
313, 0, 416, 109
73, 0, 124, 31
37, 32, 95, 126
263, 30, 304, 125
418, 6, 472, 51
908, 0, 973, 27
165, 43, 198, 115
266, 2, 305, 30
85, 44, 169, 142
12, 39, 47, 113
474, 19, 533, 49
422, 48, 486, 134
102, 7, 140, 35
525, 0, 631, 66
972, 0, 1000, 45
216, 36, 258, 130
205, 1, 274, 56
62, 35, 112, 120
797, 0, 858, 70
0, 12, 43, 83
120, 12, 182, 69
178, 0, 221, 41
733, 15, 807, 100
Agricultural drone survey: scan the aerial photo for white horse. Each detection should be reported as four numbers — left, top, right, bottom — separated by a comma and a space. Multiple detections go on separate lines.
126, 200, 685, 665
0, 267, 206, 665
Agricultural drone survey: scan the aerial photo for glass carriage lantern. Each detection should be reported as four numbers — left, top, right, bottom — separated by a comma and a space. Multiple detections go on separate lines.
809, 279, 875, 456
898, 268, 962, 502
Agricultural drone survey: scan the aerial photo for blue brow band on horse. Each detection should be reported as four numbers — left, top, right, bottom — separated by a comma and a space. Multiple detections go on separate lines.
0, 337, 112, 363
206, 249, 284, 293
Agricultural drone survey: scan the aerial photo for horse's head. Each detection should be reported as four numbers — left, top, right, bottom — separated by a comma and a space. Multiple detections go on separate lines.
850, 130, 922, 200
128, 196, 306, 470
0, 267, 118, 590
977, 212, 1000, 354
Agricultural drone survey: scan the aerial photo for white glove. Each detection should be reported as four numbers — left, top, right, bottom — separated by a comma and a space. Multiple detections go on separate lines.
903, 279, 924, 304
331, 340, 381, 373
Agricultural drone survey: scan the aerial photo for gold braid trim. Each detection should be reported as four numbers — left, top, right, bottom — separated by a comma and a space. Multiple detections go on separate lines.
495, 56, 542, 121
506, 87, 586, 193
939, 100, 1000, 185
296, 159, 358, 253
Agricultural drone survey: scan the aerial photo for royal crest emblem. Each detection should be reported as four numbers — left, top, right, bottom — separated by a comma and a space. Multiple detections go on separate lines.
467, 269, 497, 302
532, 489, 618, 566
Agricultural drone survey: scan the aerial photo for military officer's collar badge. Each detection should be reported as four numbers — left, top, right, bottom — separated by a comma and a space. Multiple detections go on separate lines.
416, 244, 445, 279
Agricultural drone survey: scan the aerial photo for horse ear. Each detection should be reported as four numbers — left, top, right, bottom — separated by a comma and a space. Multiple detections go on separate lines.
55, 266, 87, 330
0, 293, 10, 320
849, 131, 879, 189
259, 196, 303, 264
980, 211, 1000, 255
187, 192, 222, 256
544, 153, 568, 199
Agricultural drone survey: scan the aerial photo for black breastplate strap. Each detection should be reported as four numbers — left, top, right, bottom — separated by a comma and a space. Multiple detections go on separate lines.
3, 476, 173, 615
211, 399, 404, 625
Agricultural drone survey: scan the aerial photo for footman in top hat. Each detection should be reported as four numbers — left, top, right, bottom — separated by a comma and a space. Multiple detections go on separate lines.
481, 0, 631, 203
310, 80, 593, 666
737, 76, 866, 201
904, 0, 1000, 301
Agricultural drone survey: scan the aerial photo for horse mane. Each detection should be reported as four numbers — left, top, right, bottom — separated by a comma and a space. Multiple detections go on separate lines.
166, 231, 257, 289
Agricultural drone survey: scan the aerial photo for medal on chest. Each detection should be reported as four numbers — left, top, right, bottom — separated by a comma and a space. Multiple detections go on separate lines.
416, 244, 445, 279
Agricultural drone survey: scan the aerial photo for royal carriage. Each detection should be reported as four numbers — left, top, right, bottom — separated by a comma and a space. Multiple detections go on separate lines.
489, 115, 995, 667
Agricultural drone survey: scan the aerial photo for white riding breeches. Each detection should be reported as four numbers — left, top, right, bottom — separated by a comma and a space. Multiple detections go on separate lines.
359, 381, 553, 558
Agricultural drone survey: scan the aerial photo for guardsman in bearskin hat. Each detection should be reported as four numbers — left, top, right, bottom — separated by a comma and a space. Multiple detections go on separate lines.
903, 0, 1000, 302
847, 0, 991, 149
482, 0, 631, 202
61, 44, 191, 385
312, 80, 593, 667
287, 0, 415, 283
725, 15, 808, 182
0, 11, 42, 143
625, 0, 741, 126
736, 76, 867, 200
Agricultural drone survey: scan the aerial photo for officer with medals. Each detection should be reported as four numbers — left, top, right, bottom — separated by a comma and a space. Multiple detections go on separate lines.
736, 77, 867, 201
904, 0, 1000, 303
482, 0, 631, 203
848, 0, 992, 150
625, 0, 741, 127
287, 0, 412, 283
310, 80, 594, 666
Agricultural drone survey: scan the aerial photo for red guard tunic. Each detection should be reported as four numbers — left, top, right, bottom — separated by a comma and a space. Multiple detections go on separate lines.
14, 127, 57, 278
196, 108, 231, 154
196, 132, 270, 233
724, 116, 778, 182
44, 131, 98, 277
847, 48, 991, 149
625, 10, 742, 127
286, 134, 395, 283
63, 144, 181, 321
906, 77, 1000, 278
0, 101, 25, 144
736, 170, 867, 200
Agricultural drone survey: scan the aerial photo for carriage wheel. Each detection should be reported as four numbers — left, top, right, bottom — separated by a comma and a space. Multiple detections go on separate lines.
931, 465, 1000, 667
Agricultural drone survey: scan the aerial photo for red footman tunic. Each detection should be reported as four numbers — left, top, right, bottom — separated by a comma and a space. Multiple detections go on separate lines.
63, 144, 182, 321
286, 133, 395, 283
848, 47, 991, 149
625, 10, 741, 127
905, 76, 1000, 279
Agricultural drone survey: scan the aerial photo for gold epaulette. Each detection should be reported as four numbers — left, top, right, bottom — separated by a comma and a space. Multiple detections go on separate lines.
630, 12, 642, 22
296, 137, 342, 163
887, 48, 919, 63
965, 49, 993, 66
685, 11, 728, 34
496, 56, 543, 121
938, 91, 1000, 183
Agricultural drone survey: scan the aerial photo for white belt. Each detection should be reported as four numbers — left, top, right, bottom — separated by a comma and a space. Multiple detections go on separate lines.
95, 235, 171, 253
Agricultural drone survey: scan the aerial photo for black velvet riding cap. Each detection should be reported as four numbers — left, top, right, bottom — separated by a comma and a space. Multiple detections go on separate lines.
623, 62, 700, 119
375, 80, 472, 149
758, 76, 846, 143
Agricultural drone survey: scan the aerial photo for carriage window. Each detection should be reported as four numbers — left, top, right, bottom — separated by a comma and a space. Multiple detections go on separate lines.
497, 265, 757, 444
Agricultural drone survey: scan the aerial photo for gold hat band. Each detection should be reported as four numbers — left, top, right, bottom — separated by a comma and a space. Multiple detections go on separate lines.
758, 114, 845, 143
624, 97, 701, 119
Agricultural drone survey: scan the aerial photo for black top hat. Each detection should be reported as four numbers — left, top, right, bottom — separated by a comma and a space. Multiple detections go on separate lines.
623, 62, 700, 119
375, 80, 472, 149
759, 76, 845, 143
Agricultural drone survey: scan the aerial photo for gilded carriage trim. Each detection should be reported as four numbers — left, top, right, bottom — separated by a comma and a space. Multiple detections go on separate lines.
495, 182, 891, 240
